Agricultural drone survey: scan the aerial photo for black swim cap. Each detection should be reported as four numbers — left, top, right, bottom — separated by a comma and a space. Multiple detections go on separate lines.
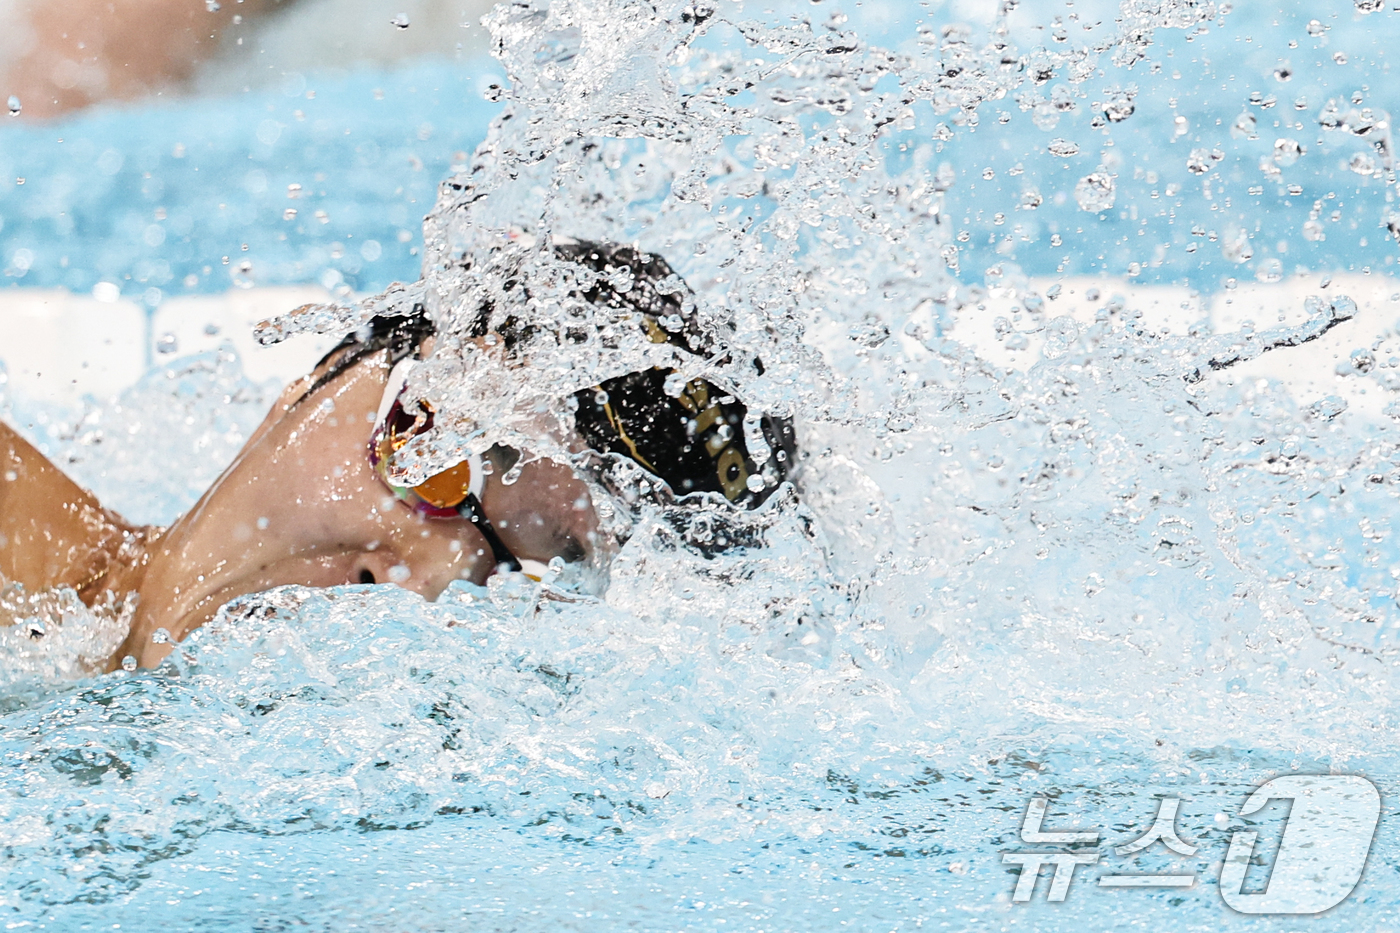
555, 242, 795, 509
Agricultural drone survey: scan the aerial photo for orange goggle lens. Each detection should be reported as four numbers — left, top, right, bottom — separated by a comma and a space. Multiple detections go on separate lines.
372, 392, 482, 515
410, 458, 474, 510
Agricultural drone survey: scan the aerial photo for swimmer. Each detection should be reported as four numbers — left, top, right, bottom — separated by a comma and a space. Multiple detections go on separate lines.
0, 241, 795, 668
3, 0, 291, 118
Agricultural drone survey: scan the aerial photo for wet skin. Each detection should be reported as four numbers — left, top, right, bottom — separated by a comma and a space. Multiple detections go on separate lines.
1, 348, 601, 668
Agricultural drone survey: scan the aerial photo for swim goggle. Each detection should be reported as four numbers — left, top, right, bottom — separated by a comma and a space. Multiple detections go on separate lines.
367, 357, 551, 580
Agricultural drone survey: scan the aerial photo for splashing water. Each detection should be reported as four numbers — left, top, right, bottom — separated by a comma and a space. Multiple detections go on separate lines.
6, 0, 1400, 927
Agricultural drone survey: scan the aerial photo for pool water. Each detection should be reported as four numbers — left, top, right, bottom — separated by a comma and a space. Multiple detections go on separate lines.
4, 0, 1400, 929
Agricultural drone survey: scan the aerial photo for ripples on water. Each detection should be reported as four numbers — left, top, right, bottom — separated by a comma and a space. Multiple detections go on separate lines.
4, 0, 1400, 928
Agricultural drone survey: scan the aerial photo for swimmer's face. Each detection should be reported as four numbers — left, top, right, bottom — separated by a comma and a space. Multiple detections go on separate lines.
120, 348, 601, 667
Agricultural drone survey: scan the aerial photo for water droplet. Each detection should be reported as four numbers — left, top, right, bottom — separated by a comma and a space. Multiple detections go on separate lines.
1031, 102, 1059, 131
1221, 226, 1253, 263
1103, 92, 1135, 123
746, 474, 766, 493
1310, 395, 1348, 420
1186, 148, 1214, 175
1272, 138, 1303, 166
1350, 152, 1376, 175
120, 655, 138, 672
231, 259, 255, 289
151, 628, 171, 644
5, 96, 19, 117
939, 243, 959, 272
1047, 138, 1079, 158
156, 333, 178, 355
1019, 189, 1043, 210
1333, 52, 1349, 65
204, 0, 220, 10
388, 564, 412, 583
1307, 19, 1328, 35
283, 208, 297, 220
1074, 171, 1116, 212
391, 12, 410, 28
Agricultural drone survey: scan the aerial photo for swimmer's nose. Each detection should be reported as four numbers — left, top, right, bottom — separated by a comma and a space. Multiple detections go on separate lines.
348, 551, 402, 588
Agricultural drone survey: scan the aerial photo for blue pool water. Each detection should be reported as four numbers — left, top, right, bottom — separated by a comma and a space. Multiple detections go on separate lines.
0, 60, 500, 299
4, 0, 1400, 929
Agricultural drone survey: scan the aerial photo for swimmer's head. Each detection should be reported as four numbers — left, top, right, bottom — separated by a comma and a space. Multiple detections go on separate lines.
118, 239, 796, 667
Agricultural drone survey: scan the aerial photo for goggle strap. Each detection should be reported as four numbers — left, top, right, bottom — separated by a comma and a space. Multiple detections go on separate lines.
461, 492, 522, 573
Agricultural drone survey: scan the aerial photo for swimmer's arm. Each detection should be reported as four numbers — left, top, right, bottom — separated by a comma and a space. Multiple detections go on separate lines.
5, 0, 290, 119
0, 420, 123, 594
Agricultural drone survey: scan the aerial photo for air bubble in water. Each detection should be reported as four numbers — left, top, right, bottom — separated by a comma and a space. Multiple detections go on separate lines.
1186, 148, 1214, 174
1020, 188, 1043, 210
1273, 138, 1304, 166
1074, 170, 1116, 212
391, 13, 410, 29
156, 333, 178, 355
5, 96, 19, 117
1334, 52, 1349, 65
1355, 0, 1382, 12
1047, 138, 1079, 157
1231, 112, 1257, 139
1307, 19, 1327, 35
1303, 218, 1326, 241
